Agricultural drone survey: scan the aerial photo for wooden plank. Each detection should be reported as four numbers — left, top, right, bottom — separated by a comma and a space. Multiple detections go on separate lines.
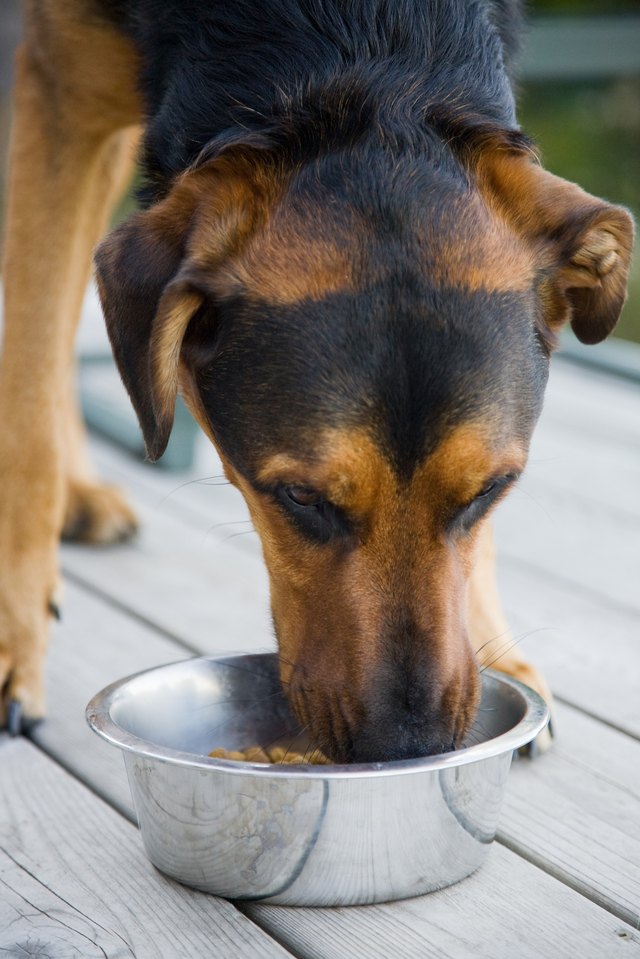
524, 416, 640, 520
497, 561, 640, 738
60, 480, 271, 656
35, 582, 192, 818
500, 702, 640, 928
34, 580, 640, 936
492, 365, 640, 614
494, 478, 640, 613
0, 738, 293, 959
558, 335, 640, 390
88, 432, 262, 561
245, 841, 640, 959
544, 361, 640, 449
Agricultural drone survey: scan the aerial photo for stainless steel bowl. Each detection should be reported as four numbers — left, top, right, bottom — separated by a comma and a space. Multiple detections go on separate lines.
86, 653, 548, 906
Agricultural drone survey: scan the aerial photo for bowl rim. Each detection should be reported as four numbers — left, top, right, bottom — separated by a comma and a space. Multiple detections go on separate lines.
86, 654, 549, 779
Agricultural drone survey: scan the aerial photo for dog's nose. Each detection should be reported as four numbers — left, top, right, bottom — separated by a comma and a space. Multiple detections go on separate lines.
335, 638, 462, 762
333, 657, 477, 763
347, 714, 456, 764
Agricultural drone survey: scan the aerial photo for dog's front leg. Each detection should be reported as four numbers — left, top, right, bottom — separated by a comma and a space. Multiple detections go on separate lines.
0, 23, 139, 729
467, 521, 554, 754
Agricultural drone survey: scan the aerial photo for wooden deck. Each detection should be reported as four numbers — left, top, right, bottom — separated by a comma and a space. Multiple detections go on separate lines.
1, 351, 640, 958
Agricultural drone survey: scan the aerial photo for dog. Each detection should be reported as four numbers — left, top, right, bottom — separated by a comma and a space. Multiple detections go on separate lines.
0, 0, 633, 760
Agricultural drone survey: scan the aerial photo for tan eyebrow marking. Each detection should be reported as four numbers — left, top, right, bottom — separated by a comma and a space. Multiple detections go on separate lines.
214, 194, 356, 306
256, 422, 526, 523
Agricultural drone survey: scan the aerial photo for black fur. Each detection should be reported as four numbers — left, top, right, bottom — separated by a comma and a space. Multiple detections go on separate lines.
183, 284, 546, 487
94, 0, 549, 480
100, 0, 548, 482
97, 0, 524, 202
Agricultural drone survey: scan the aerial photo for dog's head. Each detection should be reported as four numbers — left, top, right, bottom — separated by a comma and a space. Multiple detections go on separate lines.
96, 130, 633, 762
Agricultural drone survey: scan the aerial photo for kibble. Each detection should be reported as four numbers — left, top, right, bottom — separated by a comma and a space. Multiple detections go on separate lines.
209, 745, 329, 764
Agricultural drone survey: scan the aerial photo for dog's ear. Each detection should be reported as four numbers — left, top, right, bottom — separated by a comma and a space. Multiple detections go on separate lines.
95, 155, 275, 460
479, 148, 635, 345
95, 195, 203, 461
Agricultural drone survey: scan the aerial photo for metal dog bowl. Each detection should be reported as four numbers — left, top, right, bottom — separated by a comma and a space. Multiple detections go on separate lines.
86, 653, 548, 906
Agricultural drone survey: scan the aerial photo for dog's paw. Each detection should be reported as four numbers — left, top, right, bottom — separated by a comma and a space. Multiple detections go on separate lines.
496, 658, 552, 705
0, 583, 57, 734
62, 480, 138, 544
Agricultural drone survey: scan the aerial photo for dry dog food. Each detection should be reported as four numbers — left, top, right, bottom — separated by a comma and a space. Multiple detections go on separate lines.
209, 745, 329, 764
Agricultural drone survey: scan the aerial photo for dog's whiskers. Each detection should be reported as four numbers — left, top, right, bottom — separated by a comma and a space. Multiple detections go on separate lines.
210, 659, 291, 686
478, 626, 556, 673
201, 518, 255, 547
220, 528, 258, 544
157, 474, 230, 508
474, 626, 512, 660
257, 723, 307, 762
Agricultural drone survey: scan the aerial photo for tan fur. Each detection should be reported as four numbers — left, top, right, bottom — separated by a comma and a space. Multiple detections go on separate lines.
215, 200, 357, 305
468, 521, 554, 750
475, 145, 634, 344
225, 424, 529, 756
151, 286, 206, 430
419, 193, 538, 294
0, 0, 141, 721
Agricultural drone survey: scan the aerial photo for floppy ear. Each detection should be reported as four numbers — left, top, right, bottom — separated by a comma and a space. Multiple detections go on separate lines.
95, 157, 272, 460
95, 195, 204, 460
479, 149, 635, 345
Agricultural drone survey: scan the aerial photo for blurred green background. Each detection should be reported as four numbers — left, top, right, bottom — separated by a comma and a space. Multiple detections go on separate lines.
517, 1, 640, 343
1, 1, 639, 342
519, 75, 639, 341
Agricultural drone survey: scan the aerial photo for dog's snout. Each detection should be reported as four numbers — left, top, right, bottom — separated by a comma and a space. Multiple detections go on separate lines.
288, 651, 479, 765
345, 673, 461, 763
332, 616, 478, 763
348, 715, 456, 764
312, 683, 463, 764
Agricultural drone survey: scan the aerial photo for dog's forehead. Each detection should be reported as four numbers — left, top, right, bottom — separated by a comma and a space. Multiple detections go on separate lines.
198, 281, 545, 481
212, 161, 536, 304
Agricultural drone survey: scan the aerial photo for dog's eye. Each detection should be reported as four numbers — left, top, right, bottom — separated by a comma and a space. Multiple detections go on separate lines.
470, 473, 517, 506
476, 480, 498, 499
275, 484, 351, 544
284, 485, 322, 507
451, 474, 518, 533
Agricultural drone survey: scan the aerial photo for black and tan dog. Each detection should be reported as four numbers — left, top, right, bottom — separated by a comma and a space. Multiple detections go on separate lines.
0, 0, 633, 759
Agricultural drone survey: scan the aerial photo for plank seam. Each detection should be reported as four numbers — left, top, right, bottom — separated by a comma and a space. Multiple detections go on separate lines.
551, 695, 640, 745
235, 904, 310, 959
59, 567, 204, 656
26, 734, 137, 826
496, 832, 640, 932
500, 550, 640, 618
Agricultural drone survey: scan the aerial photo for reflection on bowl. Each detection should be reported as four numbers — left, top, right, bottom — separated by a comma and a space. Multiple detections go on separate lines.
86, 653, 548, 906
